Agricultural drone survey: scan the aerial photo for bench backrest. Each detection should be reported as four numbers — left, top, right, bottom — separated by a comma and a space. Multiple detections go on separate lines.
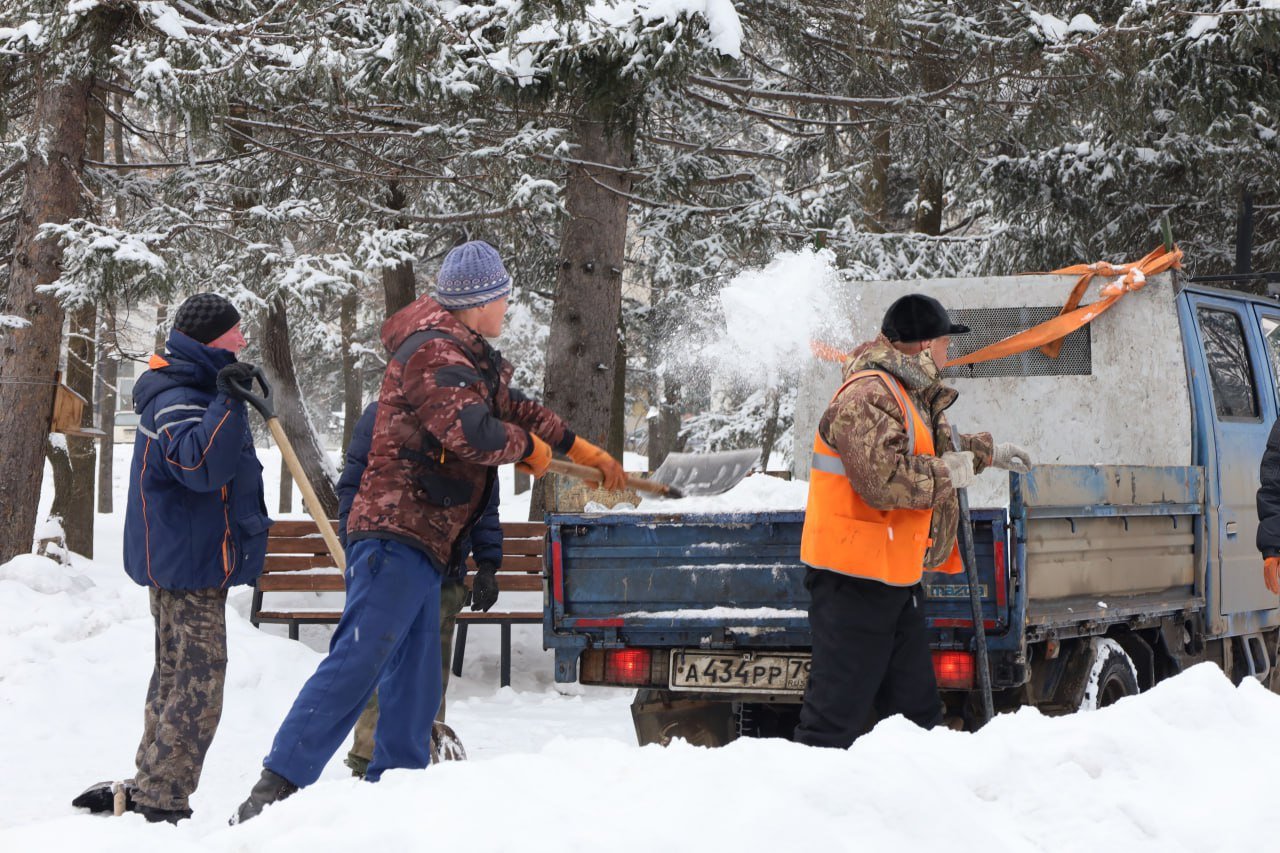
257, 520, 546, 595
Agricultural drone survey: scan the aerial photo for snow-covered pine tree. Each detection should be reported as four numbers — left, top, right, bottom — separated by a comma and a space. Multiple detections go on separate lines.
979, 1, 1280, 276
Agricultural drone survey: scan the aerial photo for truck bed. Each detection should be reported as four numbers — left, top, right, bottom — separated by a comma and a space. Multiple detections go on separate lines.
545, 509, 1009, 684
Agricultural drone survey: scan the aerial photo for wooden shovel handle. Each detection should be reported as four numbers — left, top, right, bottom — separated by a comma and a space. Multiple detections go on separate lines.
267, 418, 347, 570
546, 458, 673, 497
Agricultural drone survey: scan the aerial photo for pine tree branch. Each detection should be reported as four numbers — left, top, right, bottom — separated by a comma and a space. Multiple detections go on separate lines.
0, 160, 23, 185
224, 126, 450, 182
355, 196, 525, 225
688, 73, 963, 110
684, 88, 859, 134
641, 134, 785, 163
83, 154, 247, 170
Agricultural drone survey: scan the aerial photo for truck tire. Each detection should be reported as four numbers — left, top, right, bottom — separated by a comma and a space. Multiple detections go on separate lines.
1077, 638, 1140, 711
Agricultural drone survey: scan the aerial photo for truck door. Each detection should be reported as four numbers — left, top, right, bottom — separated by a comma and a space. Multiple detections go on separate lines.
1184, 293, 1277, 628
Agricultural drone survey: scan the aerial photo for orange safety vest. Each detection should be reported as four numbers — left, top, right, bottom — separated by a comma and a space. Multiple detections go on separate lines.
801, 369, 963, 585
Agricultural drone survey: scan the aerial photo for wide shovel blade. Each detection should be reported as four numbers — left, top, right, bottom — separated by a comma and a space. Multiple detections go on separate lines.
430, 720, 467, 763
649, 448, 762, 498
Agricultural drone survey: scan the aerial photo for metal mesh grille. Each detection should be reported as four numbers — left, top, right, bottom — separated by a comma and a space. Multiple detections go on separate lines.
942, 306, 1092, 378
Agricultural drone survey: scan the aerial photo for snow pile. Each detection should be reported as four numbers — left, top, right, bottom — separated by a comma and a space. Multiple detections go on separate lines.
4, 541, 1280, 853
627, 469, 809, 512
8, 448, 1280, 850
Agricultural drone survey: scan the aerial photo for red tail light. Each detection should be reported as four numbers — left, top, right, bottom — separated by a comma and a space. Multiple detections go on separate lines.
932, 650, 975, 690
604, 649, 652, 685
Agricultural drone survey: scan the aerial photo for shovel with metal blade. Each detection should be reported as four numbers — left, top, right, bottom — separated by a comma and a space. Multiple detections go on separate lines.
546, 447, 761, 498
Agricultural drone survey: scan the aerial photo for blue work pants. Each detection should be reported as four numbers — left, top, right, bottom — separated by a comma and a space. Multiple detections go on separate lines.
263, 538, 443, 786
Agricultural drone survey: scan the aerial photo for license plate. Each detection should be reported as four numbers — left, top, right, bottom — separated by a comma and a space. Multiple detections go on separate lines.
669, 650, 811, 694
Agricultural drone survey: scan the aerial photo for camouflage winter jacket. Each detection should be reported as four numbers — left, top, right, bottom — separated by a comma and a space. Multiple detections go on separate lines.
346, 296, 573, 567
818, 334, 994, 569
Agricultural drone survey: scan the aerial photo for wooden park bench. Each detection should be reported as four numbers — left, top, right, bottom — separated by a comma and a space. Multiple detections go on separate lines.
250, 519, 547, 687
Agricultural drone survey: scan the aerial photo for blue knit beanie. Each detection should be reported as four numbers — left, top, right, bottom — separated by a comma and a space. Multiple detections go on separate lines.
434, 240, 512, 309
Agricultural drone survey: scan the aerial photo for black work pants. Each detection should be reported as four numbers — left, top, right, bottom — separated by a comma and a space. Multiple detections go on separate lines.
793, 570, 941, 749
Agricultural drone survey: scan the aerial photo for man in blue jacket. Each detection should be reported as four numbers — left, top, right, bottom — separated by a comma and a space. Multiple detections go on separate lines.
335, 401, 503, 776
72, 293, 270, 824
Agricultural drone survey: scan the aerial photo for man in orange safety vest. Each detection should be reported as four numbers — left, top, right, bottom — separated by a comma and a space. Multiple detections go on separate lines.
793, 294, 1031, 748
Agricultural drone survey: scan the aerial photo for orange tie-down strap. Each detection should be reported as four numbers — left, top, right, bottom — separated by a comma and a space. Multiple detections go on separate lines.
810, 245, 1183, 368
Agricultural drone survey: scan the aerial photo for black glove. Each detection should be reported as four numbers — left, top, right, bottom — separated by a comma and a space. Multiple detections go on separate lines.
216, 362, 257, 401
470, 562, 499, 612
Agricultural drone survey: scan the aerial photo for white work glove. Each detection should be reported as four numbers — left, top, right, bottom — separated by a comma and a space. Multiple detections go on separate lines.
940, 451, 976, 490
991, 442, 1033, 474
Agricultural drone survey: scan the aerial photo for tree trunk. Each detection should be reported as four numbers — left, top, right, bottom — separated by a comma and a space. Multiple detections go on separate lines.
96, 304, 118, 513
608, 321, 626, 459
914, 168, 943, 237
153, 303, 167, 354
59, 97, 108, 555
45, 437, 73, 548
542, 116, 634, 445
647, 373, 683, 470
0, 45, 105, 563
862, 124, 891, 233
382, 183, 416, 318
914, 56, 945, 237
278, 455, 293, 514
533, 115, 634, 517
759, 388, 783, 472
259, 294, 339, 518
341, 289, 362, 449
63, 302, 97, 556
97, 95, 127, 515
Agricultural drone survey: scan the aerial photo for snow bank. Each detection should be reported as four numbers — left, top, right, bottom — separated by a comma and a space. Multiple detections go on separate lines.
12, 442, 1280, 851
4, 542, 1279, 853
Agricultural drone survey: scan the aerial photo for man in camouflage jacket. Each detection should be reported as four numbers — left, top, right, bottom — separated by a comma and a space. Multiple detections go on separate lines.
234, 241, 626, 823
794, 294, 1031, 749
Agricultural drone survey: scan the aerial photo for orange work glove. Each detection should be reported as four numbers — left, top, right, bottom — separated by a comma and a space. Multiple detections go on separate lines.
566, 436, 627, 491
516, 434, 552, 478
1265, 557, 1280, 595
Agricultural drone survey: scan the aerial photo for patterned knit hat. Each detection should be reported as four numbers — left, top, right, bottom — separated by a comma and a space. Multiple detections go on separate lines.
434, 241, 512, 309
172, 293, 241, 344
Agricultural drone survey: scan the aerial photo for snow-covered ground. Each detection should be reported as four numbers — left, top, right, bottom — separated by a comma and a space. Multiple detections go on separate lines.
5, 446, 1280, 851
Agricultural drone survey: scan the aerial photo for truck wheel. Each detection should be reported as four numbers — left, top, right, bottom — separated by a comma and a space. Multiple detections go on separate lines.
1078, 638, 1139, 711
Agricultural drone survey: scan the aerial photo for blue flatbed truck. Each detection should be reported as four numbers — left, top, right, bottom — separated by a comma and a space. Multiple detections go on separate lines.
542, 272, 1280, 745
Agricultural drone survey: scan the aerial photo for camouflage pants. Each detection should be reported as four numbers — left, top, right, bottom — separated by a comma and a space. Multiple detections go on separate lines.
133, 587, 228, 812
347, 580, 468, 770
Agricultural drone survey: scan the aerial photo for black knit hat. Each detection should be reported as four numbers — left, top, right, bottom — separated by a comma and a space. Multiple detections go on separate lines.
173, 293, 241, 344
881, 294, 970, 343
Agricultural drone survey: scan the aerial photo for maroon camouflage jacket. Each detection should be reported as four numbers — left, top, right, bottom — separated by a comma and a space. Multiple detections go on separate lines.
818, 334, 994, 569
346, 296, 573, 567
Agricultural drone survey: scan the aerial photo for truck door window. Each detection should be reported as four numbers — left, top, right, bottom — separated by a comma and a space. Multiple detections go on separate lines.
1198, 307, 1259, 420
1261, 316, 1280, 392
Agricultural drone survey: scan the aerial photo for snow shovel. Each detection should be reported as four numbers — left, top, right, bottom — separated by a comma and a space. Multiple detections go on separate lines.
546, 447, 761, 499
430, 721, 467, 763
951, 427, 994, 725
228, 366, 346, 571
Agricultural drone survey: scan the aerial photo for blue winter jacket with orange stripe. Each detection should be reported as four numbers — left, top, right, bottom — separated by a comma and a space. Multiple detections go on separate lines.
123, 330, 272, 590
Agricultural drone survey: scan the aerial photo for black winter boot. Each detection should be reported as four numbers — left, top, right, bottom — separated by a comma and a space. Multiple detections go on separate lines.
130, 802, 193, 824
230, 769, 298, 825
71, 780, 135, 814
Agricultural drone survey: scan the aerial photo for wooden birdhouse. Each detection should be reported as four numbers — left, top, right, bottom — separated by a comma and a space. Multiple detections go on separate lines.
49, 372, 106, 438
